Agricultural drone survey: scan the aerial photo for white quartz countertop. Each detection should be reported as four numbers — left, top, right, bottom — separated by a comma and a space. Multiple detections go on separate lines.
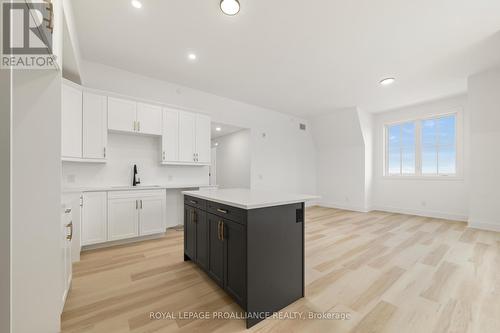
182, 188, 319, 209
62, 184, 215, 194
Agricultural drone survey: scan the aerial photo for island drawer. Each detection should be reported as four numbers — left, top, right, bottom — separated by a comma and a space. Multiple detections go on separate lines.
207, 201, 247, 224
184, 195, 206, 210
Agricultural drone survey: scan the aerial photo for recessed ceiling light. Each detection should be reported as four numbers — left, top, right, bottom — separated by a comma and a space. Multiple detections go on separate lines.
214, 142, 219, 146
188, 53, 197, 60
131, 0, 142, 9
380, 77, 396, 86
215, 127, 222, 132
220, 0, 240, 16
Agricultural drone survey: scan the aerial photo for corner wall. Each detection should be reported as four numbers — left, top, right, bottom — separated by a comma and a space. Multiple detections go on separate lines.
468, 67, 500, 231
213, 129, 251, 188
311, 108, 369, 211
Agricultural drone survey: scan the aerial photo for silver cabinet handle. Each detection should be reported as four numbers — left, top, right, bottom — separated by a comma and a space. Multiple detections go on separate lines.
133, 121, 136, 131
217, 208, 228, 214
162, 151, 165, 160
140, 199, 143, 209
135, 200, 138, 209
103, 147, 106, 158
138, 121, 141, 132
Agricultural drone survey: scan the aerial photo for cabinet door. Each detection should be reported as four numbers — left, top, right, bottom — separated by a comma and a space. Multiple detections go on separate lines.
224, 219, 246, 305
195, 114, 211, 164
107, 97, 137, 132
161, 108, 179, 162
179, 112, 196, 163
108, 197, 139, 241
81, 192, 107, 245
61, 83, 82, 158
137, 103, 162, 135
139, 194, 166, 236
184, 205, 196, 260
83, 92, 107, 159
195, 209, 208, 270
207, 213, 224, 286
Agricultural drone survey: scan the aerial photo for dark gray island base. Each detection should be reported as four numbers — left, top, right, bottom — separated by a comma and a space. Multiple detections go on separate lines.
183, 194, 305, 328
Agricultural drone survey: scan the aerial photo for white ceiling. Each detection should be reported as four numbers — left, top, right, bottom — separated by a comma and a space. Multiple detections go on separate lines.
72, 0, 500, 115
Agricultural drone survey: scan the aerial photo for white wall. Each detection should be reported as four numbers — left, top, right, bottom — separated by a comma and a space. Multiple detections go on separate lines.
311, 108, 368, 211
371, 95, 469, 220
468, 67, 500, 231
62, 133, 208, 188
213, 129, 251, 188
76, 61, 316, 195
0, 58, 11, 333
11, 70, 62, 332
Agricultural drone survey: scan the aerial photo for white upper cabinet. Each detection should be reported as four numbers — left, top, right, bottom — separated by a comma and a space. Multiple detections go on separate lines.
179, 112, 197, 163
108, 98, 162, 135
107, 97, 137, 133
195, 114, 211, 164
61, 83, 82, 158
162, 108, 179, 162
83, 92, 107, 159
163, 110, 211, 165
137, 103, 163, 135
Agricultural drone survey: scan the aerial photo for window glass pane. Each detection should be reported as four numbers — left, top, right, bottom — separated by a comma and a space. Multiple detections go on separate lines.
387, 124, 401, 175
422, 145, 437, 174
439, 146, 456, 174
422, 119, 437, 147
401, 122, 415, 148
438, 116, 455, 146
388, 151, 400, 174
402, 148, 415, 174
388, 125, 400, 148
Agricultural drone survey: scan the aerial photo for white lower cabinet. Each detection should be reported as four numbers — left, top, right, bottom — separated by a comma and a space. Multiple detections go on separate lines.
105, 190, 166, 242
108, 195, 140, 241
81, 190, 167, 246
81, 192, 107, 246
139, 194, 166, 235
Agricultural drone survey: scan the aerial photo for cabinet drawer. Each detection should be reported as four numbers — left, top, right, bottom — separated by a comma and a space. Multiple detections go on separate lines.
184, 195, 206, 210
207, 201, 246, 224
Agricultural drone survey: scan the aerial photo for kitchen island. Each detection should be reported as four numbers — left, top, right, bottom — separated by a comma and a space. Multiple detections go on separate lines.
182, 188, 317, 328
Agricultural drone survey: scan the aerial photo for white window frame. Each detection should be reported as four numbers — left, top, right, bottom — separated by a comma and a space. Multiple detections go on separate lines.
383, 109, 463, 180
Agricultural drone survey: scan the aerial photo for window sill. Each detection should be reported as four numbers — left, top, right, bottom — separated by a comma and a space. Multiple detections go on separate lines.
382, 175, 464, 181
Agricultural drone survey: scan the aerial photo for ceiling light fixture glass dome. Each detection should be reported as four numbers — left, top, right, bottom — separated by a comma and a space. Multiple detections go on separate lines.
220, 0, 240, 16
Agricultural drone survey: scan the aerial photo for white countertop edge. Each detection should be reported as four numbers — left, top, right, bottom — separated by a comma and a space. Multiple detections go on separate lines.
62, 184, 213, 194
182, 190, 319, 210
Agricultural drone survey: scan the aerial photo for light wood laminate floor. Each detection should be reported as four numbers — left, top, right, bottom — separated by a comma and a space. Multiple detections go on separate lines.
62, 207, 500, 333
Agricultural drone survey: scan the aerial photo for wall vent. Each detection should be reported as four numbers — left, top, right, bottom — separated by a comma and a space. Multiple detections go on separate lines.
299, 123, 306, 131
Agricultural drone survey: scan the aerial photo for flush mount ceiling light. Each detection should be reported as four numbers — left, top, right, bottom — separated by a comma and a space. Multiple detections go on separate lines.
214, 142, 219, 146
187, 53, 197, 60
131, 0, 142, 9
380, 77, 396, 86
220, 0, 240, 15
215, 127, 222, 131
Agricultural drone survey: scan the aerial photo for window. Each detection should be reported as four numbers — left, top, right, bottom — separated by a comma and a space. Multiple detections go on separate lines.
385, 113, 458, 177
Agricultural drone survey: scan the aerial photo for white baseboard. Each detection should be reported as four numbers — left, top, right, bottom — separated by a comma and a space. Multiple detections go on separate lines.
371, 205, 468, 222
315, 202, 467, 222
315, 201, 370, 213
82, 232, 166, 251
468, 220, 500, 232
